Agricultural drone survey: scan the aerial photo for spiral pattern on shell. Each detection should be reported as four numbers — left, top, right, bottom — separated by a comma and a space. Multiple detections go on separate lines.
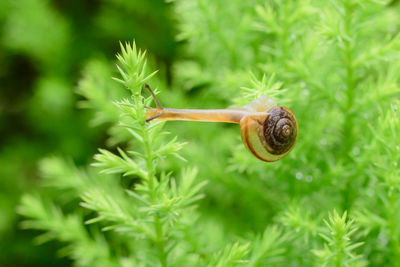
263, 106, 298, 155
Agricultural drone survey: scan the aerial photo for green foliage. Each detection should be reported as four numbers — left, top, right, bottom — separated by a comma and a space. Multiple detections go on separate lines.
19, 195, 116, 266
19, 43, 209, 266
313, 211, 364, 266
0, 0, 176, 265
1, 0, 399, 266
113, 42, 158, 94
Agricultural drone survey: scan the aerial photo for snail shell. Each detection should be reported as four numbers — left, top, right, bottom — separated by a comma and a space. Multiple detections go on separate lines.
240, 106, 298, 162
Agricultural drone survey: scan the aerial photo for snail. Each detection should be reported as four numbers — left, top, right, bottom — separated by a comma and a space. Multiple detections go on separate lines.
144, 84, 298, 162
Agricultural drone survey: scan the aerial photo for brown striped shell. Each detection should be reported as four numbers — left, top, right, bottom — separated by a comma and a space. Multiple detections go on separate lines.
240, 106, 298, 162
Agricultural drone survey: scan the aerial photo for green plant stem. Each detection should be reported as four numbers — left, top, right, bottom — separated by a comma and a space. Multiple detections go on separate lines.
343, 0, 355, 151
341, 0, 356, 211
140, 104, 168, 267
335, 238, 344, 267
387, 191, 400, 265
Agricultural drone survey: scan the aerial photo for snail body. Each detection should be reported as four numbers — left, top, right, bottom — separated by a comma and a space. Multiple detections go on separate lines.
144, 85, 298, 162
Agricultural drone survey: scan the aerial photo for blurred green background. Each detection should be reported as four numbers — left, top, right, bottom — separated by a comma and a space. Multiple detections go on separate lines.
1, 0, 400, 266
0, 0, 177, 265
